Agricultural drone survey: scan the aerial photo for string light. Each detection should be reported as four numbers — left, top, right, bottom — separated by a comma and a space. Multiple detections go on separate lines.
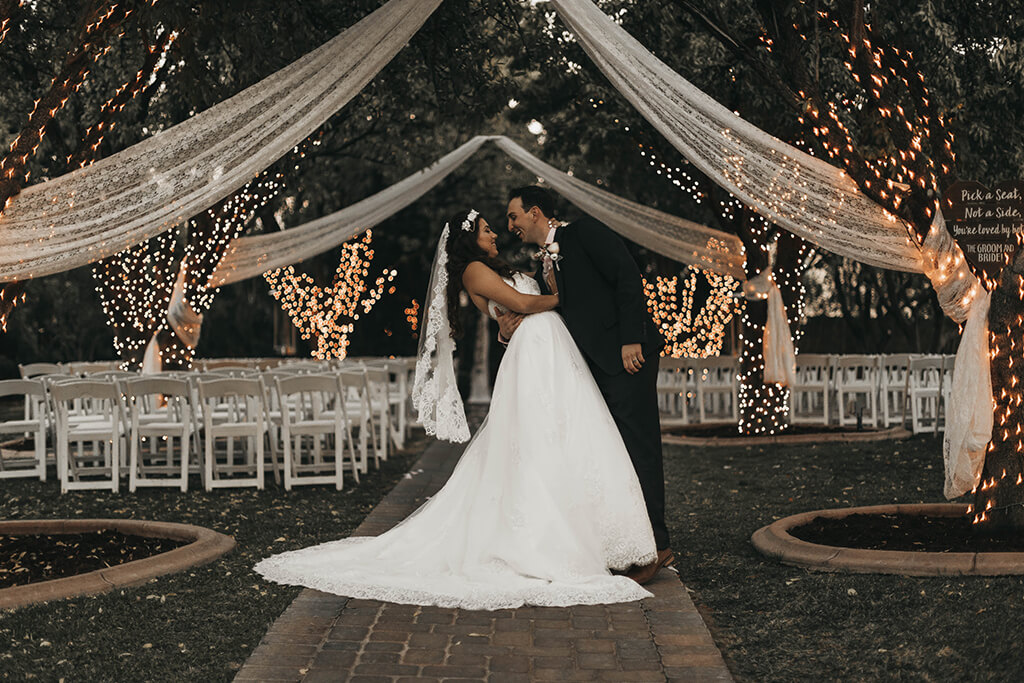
93, 229, 180, 368
157, 171, 284, 370
972, 258, 1024, 526
0, 2, 25, 48
405, 299, 420, 339
644, 266, 738, 359
265, 230, 397, 360
0, 2, 157, 326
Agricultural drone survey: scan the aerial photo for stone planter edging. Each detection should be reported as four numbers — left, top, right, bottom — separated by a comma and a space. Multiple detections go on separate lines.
664, 426, 912, 447
752, 503, 1024, 576
0, 519, 235, 610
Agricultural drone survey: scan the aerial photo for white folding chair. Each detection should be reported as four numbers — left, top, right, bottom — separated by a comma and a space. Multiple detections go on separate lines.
124, 377, 194, 492
878, 354, 911, 428
657, 357, 696, 425
696, 356, 739, 423
18, 362, 67, 422
49, 380, 124, 493
337, 369, 378, 473
835, 355, 880, 428
274, 374, 358, 490
908, 356, 944, 434
197, 377, 266, 490
379, 358, 417, 448
67, 360, 120, 375
363, 366, 400, 460
0, 379, 48, 481
789, 354, 834, 425
18, 362, 66, 379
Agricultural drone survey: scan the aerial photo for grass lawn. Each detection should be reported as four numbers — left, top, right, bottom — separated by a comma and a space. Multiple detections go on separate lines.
0, 435, 426, 682
3, 429, 1018, 682
665, 433, 1023, 682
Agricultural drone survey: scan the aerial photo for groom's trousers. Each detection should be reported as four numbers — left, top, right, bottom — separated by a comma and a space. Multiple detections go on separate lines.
588, 355, 670, 550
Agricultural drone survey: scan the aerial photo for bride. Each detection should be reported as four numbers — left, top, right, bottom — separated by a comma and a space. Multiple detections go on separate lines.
254, 208, 658, 609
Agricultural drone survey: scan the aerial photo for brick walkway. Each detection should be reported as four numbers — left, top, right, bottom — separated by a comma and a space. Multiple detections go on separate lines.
236, 440, 732, 682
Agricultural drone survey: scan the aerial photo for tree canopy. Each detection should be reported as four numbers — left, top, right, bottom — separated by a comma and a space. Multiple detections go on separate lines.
0, 0, 1020, 373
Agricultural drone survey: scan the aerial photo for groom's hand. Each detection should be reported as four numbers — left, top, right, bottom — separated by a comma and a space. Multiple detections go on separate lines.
496, 309, 524, 344
622, 343, 645, 374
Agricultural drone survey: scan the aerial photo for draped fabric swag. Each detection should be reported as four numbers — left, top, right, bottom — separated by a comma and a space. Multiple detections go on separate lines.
211, 135, 747, 287
0, 0, 442, 282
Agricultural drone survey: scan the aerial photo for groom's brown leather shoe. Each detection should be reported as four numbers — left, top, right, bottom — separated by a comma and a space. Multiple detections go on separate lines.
626, 548, 674, 585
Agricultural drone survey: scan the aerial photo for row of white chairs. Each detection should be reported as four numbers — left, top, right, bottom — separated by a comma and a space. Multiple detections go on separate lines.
0, 358, 419, 493
657, 354, 956, 433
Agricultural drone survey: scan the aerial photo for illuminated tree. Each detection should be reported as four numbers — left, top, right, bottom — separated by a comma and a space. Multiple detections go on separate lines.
264, 231, 396, 360
676, 0, 1024, 529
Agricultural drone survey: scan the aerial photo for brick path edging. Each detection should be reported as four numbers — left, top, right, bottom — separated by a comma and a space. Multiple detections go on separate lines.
0, 519, 235, 610
752, 503, 1024, 576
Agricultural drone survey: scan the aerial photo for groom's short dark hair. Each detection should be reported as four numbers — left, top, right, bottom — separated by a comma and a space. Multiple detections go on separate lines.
509, 185, 555, 218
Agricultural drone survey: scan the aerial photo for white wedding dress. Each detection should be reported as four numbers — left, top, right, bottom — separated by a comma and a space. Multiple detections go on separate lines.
254, 273, 658, 609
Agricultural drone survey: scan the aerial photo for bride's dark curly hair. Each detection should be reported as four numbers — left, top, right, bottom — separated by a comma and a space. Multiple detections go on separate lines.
444, 209, 516, 339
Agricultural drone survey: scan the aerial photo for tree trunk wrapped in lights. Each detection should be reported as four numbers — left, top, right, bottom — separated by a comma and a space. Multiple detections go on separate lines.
83, 29, 180, 368
970, 248, 1024, 529
156, 172, 283, 371
0, 1, 24, 48
722, 199, 811, 435
681, 0, 1021, 530
0, 0, 139, 327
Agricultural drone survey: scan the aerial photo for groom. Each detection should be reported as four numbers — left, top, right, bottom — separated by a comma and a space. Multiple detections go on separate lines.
499, 185, 672, 584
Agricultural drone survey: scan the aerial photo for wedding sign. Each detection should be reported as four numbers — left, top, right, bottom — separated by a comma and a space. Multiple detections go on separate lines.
943, 180, 1024, 285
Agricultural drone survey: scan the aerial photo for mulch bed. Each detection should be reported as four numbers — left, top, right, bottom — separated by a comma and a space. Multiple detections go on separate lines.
664, 424, 891, 438
0, 531, 187, 589
789, 513, 1024, 553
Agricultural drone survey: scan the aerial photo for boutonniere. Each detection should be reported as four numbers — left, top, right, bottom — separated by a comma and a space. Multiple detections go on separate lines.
545, 241, 563, 270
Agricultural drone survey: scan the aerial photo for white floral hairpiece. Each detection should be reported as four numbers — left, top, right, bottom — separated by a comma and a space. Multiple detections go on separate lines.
461, 209, 480, 232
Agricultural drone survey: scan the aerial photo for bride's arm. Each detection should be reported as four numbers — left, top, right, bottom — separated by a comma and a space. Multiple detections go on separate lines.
462, 262, 558, 314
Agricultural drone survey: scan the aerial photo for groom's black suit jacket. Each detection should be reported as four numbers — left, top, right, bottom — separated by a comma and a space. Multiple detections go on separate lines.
534, 216, 661, 376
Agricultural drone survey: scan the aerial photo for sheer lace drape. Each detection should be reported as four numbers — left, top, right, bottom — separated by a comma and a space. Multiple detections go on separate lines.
548, 0, 922, 274
0, 0, 442, 282
212, 135, 746, 286
211, 137, 491, 287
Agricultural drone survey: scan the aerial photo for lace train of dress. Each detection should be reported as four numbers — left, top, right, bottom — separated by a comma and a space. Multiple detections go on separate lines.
254, 273, 658, 609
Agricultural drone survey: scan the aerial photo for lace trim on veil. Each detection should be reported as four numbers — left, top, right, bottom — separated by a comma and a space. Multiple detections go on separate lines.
412, 223, 470, 442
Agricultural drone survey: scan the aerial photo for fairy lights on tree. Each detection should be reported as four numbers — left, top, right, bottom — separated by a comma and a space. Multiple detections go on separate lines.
0, 1, 25, 48
405, 299, 420, 339
156, 172, 283, 370
264, 230, 397, 360
633, 127, 813, 435
69, 28, 177, 171
93, 229, 179, 367
674, 0, 1023, 526
80, 24, 183, 367
968, 241, 1024, 527
0, 0, 143, 329
644, 266, 738, 359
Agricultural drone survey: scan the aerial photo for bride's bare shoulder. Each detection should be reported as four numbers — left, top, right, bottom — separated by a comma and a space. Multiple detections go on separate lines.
462, 260, 500, 284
